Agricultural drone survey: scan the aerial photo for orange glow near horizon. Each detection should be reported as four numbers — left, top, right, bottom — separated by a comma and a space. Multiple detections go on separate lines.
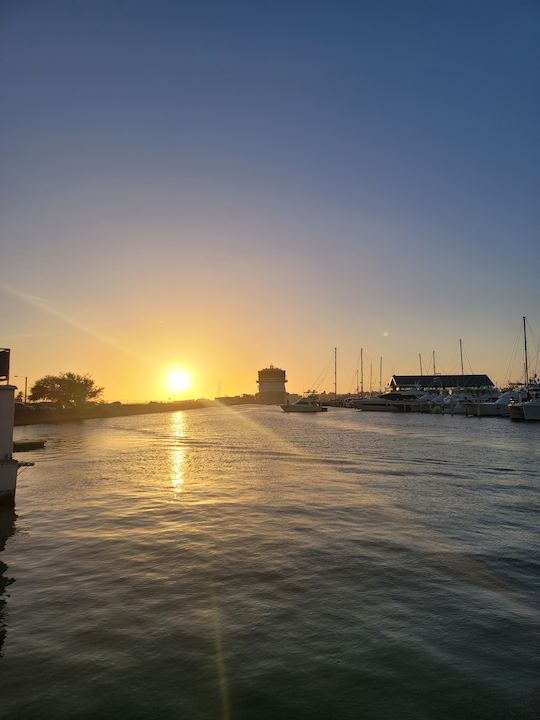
1, 277, 531, 401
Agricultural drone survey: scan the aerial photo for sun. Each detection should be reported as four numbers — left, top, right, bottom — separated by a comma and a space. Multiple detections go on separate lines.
166, 369, 191, 394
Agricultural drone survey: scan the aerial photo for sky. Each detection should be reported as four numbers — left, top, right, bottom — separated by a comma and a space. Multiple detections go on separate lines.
1, 0, 539, 400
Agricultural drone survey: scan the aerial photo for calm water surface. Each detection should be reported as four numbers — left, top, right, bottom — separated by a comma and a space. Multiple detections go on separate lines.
2, 407, 539, 719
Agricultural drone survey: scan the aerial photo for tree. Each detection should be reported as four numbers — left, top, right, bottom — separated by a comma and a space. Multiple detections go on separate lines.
29, 372, 104, 409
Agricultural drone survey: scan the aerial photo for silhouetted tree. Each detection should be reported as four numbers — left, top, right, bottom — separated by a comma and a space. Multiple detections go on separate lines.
29, 372, 103, 409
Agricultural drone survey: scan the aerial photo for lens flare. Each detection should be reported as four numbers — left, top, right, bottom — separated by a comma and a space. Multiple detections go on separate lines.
166, 369, 191, 393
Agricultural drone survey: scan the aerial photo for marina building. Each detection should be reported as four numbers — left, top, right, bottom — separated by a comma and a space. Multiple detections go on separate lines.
256, 366, 287, 404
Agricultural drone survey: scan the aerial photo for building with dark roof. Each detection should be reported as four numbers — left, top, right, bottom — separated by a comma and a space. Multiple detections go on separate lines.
390, 374, 494, 390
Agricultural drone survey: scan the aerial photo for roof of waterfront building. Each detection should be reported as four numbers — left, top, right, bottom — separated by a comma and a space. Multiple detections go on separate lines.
257, 365, 287, 379
390, 374, 494, 389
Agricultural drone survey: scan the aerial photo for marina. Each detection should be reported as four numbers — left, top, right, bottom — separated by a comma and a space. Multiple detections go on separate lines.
336, 319, 540, 422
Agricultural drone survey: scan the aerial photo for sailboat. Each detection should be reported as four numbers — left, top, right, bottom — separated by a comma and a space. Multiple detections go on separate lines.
509, 317, 540, 421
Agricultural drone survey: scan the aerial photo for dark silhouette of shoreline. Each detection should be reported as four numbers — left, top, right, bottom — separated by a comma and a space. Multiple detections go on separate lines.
14, 399, 216, 426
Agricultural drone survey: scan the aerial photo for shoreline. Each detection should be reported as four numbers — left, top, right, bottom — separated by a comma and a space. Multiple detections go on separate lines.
14, 399, 216, 426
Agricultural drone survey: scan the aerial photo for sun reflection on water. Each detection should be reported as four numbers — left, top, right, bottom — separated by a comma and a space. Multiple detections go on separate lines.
170, 412, 186, 497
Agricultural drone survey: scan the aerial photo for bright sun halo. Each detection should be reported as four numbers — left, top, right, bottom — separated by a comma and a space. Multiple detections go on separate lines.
166, 369, 191, 394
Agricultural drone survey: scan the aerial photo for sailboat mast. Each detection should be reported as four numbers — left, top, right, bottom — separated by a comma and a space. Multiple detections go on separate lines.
356, 368, 359, 395
523, 316, 529, 390
334, 347, 337, 400
370, 361, 373, 394
459, 339, 464, 377
432, 350, 436, 375
419, 353, 423, 376
379, 356, 382, 392
360, 348, 364, 395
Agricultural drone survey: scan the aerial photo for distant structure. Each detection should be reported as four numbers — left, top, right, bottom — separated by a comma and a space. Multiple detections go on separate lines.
215, 394, 256, 406
256, 365, 287, 404
390, 374, 494, 390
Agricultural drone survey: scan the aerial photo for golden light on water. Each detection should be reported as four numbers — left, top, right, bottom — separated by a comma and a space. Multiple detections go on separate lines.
170, 412, 186, 496
171, 446, 185, 495
166, 369, 191, 394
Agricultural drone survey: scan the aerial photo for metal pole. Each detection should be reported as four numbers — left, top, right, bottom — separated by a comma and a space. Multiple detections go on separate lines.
523, 316, 529, 390
459, 339, 464, 377
432, 351, 436, 375
419, 353, 423, 376
379, 356, 382, 393
360, 348, 364, 395
334, 347, 337, 400
14, 375, 28, 404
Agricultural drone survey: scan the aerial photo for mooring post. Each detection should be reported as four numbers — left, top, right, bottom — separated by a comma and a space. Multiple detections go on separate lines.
0, 385, 21, 507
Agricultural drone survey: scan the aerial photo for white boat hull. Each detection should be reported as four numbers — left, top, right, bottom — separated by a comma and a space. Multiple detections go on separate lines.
281, 404, 327, 413
509, 403, 525, 421
281, 395, 327, 413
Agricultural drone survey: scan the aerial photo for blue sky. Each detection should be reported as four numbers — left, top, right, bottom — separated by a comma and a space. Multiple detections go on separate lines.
1, 1, 539, 398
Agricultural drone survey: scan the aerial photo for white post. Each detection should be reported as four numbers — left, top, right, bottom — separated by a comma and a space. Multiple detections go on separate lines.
0, 385, 19, 506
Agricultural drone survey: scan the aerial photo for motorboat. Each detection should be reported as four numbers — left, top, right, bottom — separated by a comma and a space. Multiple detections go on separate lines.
281, 396, 328, 413
355, 390, 426, 412
509, 400, 525, 421
522, 399, 540, 420
466, 390, 528, 417
508, 379, 540, 421
436, 388, 499, 415
509, 396, 540, 421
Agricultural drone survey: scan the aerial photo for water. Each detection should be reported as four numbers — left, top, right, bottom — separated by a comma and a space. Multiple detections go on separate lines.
2, 407, 539, 719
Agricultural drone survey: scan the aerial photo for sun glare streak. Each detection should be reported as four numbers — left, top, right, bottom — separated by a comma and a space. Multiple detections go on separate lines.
211, 401, 507, 589
212, 398, 357, 481
3, 283, 200, 404
0, 281, 141, 360
211, 587, 231, 720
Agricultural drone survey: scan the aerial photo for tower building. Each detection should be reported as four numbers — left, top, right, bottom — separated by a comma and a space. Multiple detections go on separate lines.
256, 365, 287, 404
